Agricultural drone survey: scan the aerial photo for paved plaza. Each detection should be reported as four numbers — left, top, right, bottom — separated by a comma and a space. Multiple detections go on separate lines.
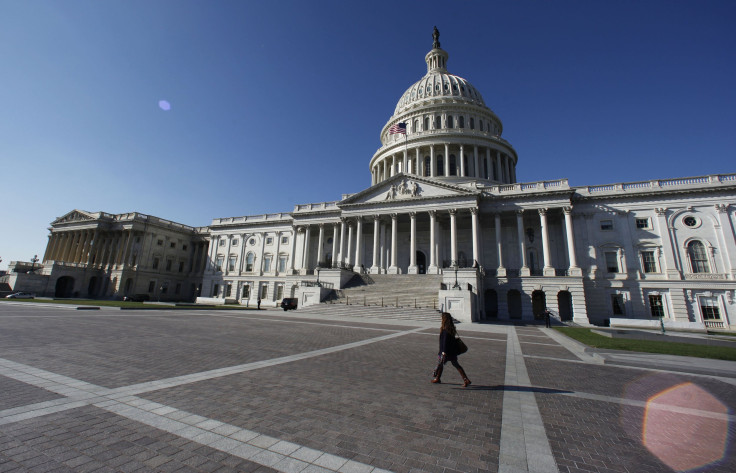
0, 303, 734, 473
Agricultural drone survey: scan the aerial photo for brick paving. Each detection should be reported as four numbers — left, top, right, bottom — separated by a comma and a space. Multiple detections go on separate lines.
1, 303, 735, 472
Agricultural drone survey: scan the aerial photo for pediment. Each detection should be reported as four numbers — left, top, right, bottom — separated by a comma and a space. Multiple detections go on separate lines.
53, 209, 96, 224
340, 174, 480, 206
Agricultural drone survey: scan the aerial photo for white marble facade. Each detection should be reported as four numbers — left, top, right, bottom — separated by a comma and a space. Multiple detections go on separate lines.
15, 31, 736, 329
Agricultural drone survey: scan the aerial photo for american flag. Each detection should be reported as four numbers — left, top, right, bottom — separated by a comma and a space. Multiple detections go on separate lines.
389, 122, 407, 135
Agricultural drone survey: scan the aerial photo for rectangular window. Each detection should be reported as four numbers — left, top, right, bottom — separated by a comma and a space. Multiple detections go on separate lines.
281, 236, 289, 245
275, 284, 284, 300
260, 284, 268, 299
636, 218, 651, 229
243, 284, 251, 299
152, 257, 160, 270
232, 239, 239, 246
178, 261, 184, 273
649, 295, 664, 317
148, 281, 155, 293
700, 297, 721, 320
225, 283, 232, 297
278, 256, 287, 272
641, 251, 657, 273
263, 255, 272, 272
170, 242, 176, 249
219, 239, 225, 246
600, 220, 613, 231
228, 256, 236, 272
160, 284, 167, 294
182, 244, 188, 251
605, 252, 619, 273
165, 259, 172, 271
611, 294, 625, 316
212, 284, 219, 297
215, 255, 224, 272
157, 239, 163, 246
175, 283, 181, 295
266, 237, 274, 245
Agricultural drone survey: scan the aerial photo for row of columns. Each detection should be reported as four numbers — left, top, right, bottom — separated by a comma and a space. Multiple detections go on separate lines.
372, 145, 515, 184
293, 206, 580, 277
44, 229, 208, 274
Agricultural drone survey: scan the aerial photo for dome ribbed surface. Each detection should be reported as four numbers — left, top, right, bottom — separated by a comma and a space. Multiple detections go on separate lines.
393, 72, 486, 115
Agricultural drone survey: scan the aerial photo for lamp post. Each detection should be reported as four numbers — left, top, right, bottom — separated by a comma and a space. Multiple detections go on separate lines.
453, 263, 460, 290
316, 267, 321, 287
30, 255, 38, 273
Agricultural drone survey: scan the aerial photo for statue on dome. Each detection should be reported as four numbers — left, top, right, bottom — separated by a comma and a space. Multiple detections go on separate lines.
432, 26, 440, 49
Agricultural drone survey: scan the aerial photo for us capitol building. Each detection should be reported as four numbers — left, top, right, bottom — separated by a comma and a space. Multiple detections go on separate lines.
5, 29, 736, 330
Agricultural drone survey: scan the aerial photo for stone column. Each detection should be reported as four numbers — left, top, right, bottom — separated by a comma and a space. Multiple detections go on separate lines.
473, 146, 479, 179
403, 149, 408, 174
346, 221, 354, 267
382, 160, 387, 182
449, 209, 458, 266
316, 224, 324, 267
80, 231, 94, 265
563, 207, 582, 276
485, 148, 491, 179
429, 210, 438, 273
371, 215, 380, 274
339, 218, 347, 266
42, 233, 53, 262
495, 150, 502, 182
654, 208, 681, 279
115, 232, 127, 267
495, 213, 506, 276
72, 231, 84, 263
715, 204, 736, 278
459, 145, 465, 176
380, 221, 386, 271
388, 213, 399, 273
408, 212, 417, 274
288, 228, 297, 272
517, 211, 529, 276
430, 145, 436, 177
470, 208, 479, 266
355, 217, 363, 271
539, 208, 555, 276
86, 230, 99, 266
444, 144, 450, 177
415, 148, 421, 176
238, 233, 248, 274
222, 234, 232, 274
331, 223, 339, 268
301, 227, 310, 274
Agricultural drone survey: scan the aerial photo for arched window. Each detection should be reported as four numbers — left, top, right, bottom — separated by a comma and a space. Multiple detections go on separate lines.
479, 120, 484, 131
413, 119, 419, 133
447, 116, 454, 128
469, 117, 474, 130
424, 157, 431, 176
436, 156, 444, 176
449, 154, 457, 176
245, 252, 255, 272
459, 116, 465, 128
435, 115, 441, 129
424, 117, 429, 131
688, 241, 710, 273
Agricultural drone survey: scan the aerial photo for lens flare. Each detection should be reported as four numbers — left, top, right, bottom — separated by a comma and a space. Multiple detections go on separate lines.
642, 382, 728, 471
158, 100, 171, 111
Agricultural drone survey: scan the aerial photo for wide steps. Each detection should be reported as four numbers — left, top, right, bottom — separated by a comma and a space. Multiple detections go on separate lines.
295, 303, 442, 322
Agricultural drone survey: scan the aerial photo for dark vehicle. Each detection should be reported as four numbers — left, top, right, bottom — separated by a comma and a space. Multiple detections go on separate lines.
280, 298, 298, 311
5, 292, 34, 299
124, 294, 150, 302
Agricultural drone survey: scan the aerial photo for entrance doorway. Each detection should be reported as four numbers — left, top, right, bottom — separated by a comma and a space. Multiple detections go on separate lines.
484, 289, 498, 318
55, 276, 75, 298
507, 290, 522, 319
532, 290, 546, 319
558, 291, 573, 321
416, 251, 427, 274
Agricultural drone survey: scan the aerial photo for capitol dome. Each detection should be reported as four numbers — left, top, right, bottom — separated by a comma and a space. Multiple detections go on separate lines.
370, 28, 518, 186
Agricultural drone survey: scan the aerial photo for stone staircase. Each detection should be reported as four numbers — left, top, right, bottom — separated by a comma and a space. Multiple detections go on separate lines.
296, 273, 444, 322
296, 301, 443, 323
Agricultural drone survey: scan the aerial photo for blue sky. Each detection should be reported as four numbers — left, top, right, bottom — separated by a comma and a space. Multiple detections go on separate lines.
1, 0, 734, 270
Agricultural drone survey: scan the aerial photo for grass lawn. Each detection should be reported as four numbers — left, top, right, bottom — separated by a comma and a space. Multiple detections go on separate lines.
554, 327, 736, 361
0, 299, 257, 310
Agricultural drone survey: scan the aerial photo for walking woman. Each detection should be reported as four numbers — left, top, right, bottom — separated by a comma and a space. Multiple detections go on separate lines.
432, 312, 471, 387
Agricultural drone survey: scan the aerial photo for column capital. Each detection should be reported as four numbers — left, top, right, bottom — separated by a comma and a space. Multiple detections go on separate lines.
715, 204, 729, 213
448, 209, 457, 216
537, 208, 548, 216
390, 213, 398, 220
373, 214, 381, 222
409, 211, 416, 218
317, 222, 325, 229
516, 209, 524, 216
428, 209, 436, 218
470, 207, 478, 216
562, 206, 573, 215
654, 207, 667, 216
